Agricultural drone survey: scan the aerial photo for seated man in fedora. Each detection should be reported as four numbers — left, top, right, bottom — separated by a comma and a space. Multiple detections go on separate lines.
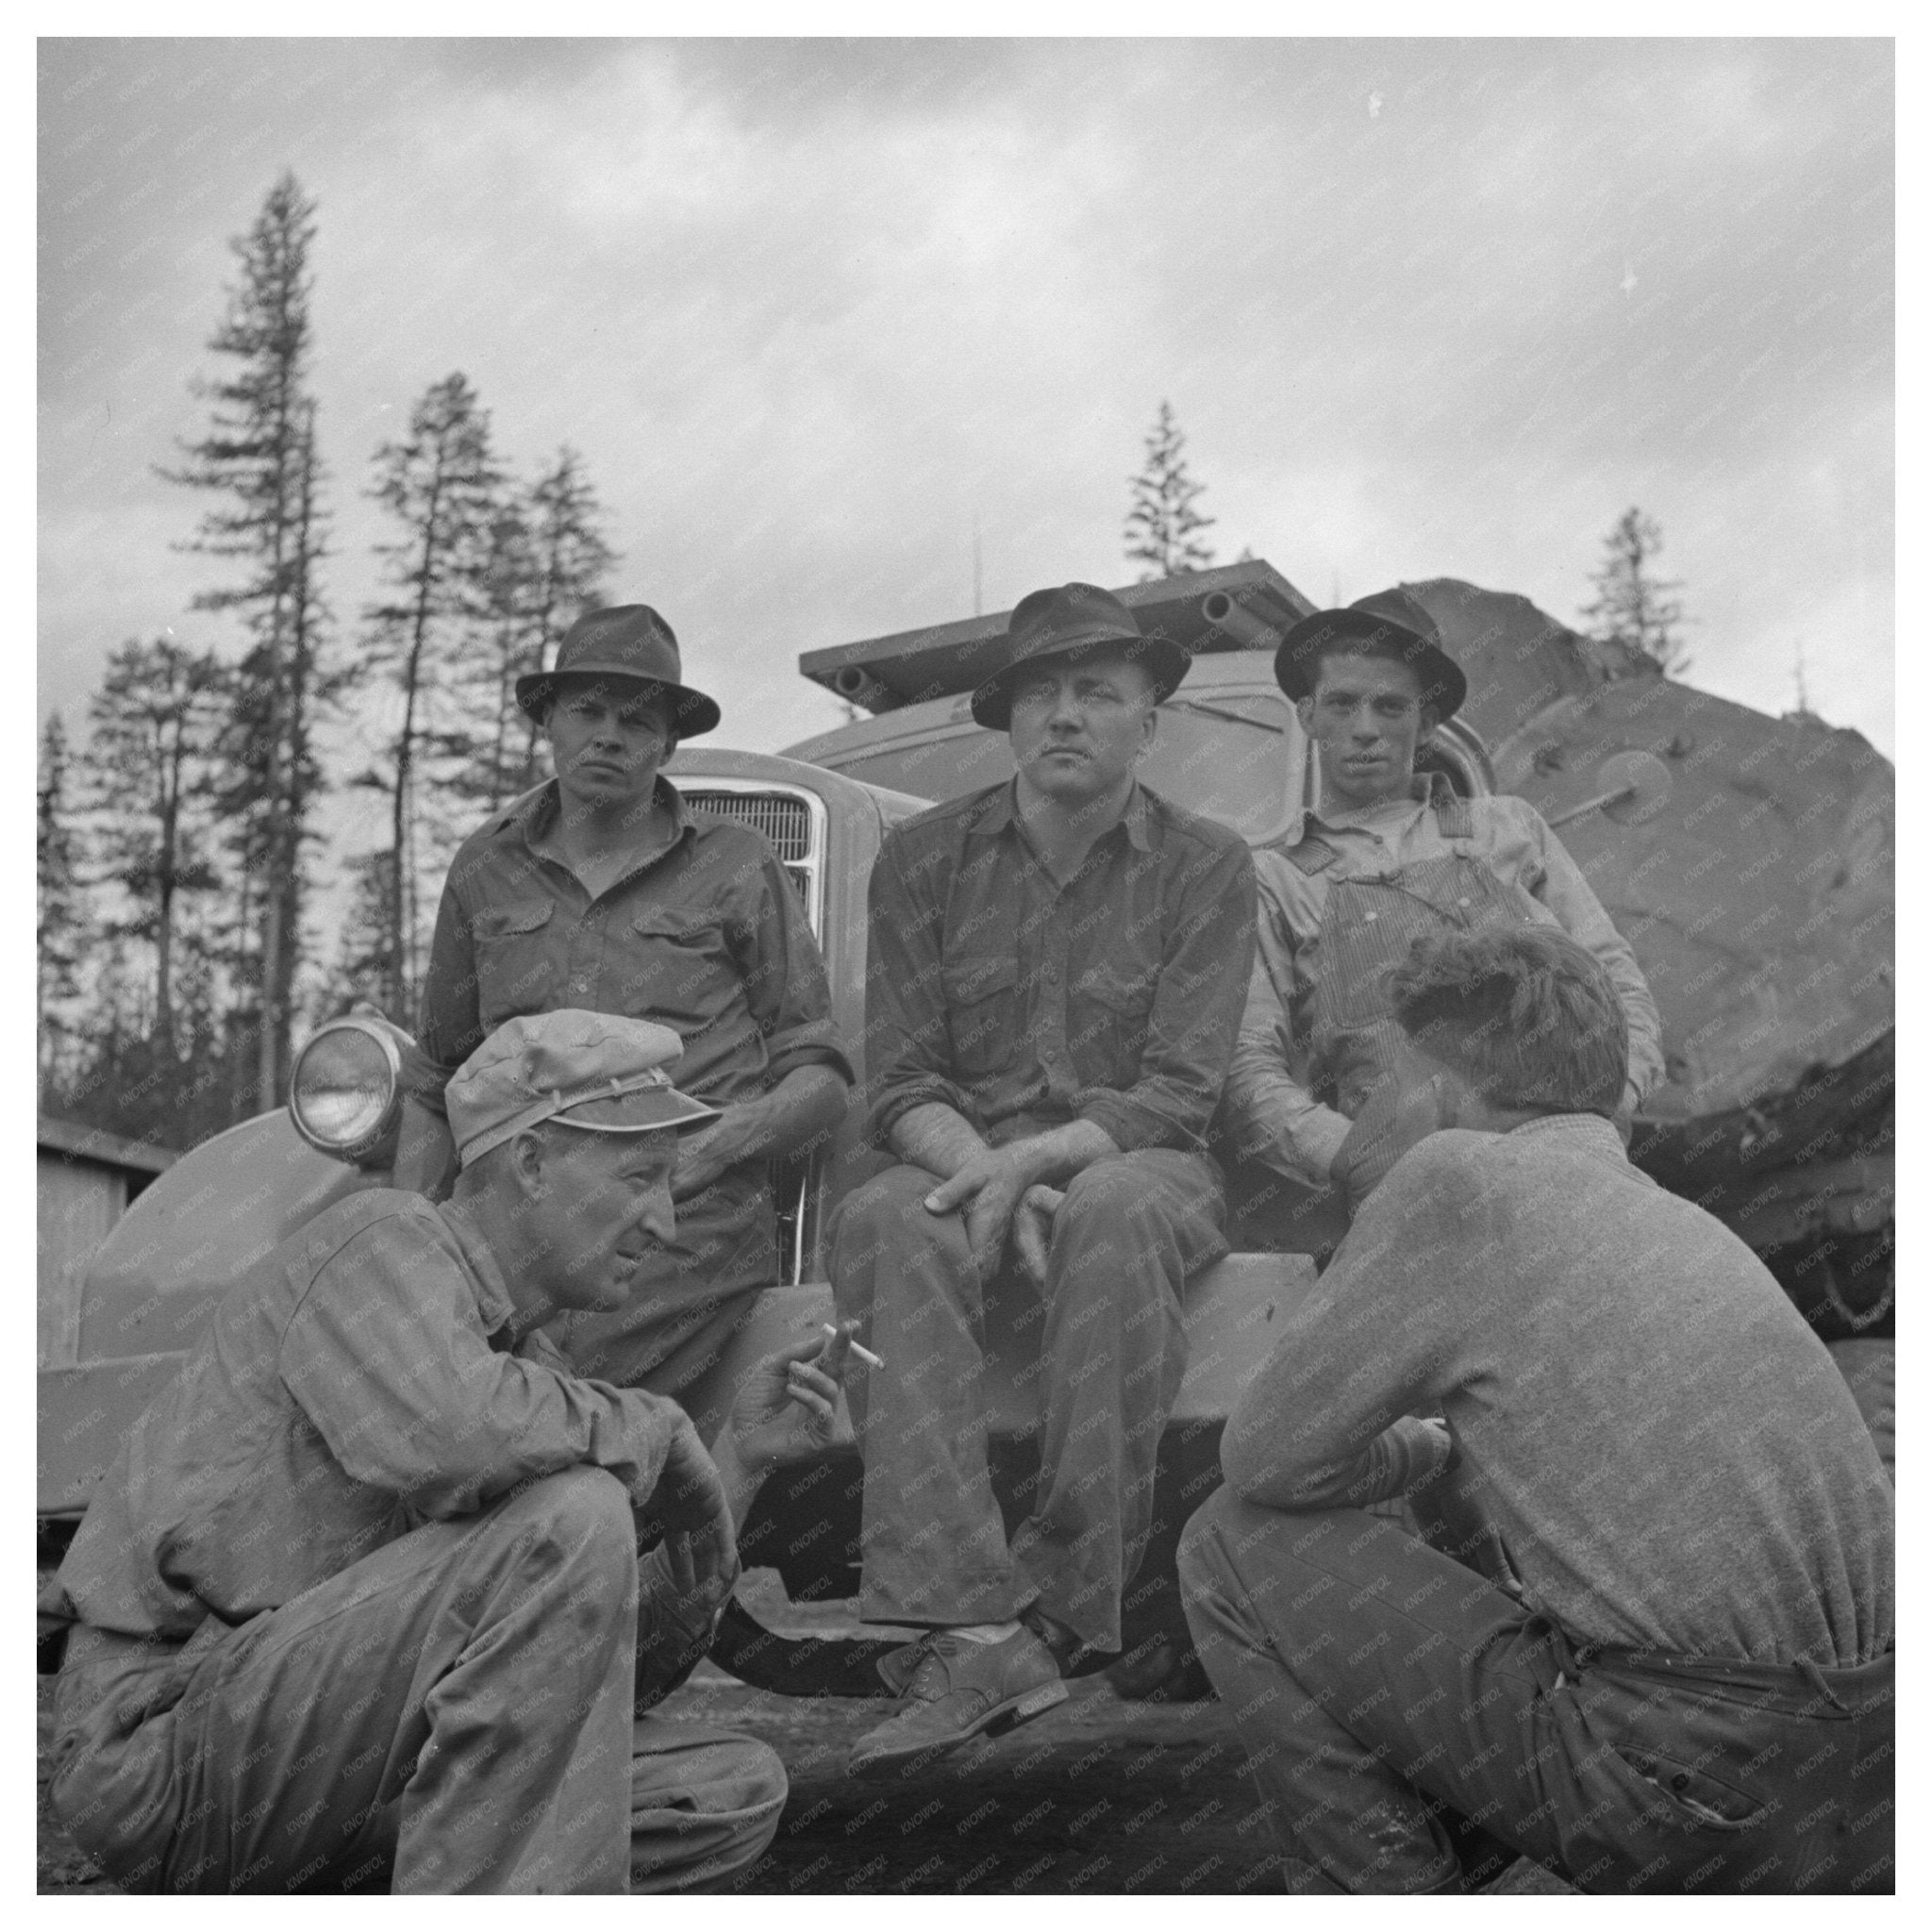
830, 581, 1257, 1776
43, 1011, 858, 1893
1224, 588, 1663, 1217
394, 605, 853, 1408
1181, 927, 1892, 1894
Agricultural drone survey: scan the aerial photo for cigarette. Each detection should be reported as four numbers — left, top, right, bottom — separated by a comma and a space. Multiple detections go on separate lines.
822, 1322, 885, 1370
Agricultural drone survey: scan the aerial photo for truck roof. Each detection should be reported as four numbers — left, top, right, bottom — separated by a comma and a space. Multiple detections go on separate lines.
799, 558, 1317, 713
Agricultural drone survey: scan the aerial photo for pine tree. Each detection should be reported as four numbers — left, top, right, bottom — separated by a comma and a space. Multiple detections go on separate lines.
78, 640, 228, 1055
1580, 507, 1690, 675
521, 447, 618, 776
38, 712, 88, 1096
361, 372, 506, 1017
464, 501, 538, 814
458, 445, 618, 810
323, 849, 402, 1014
162, 172, 336, 1109
1124, 401, 1216, 582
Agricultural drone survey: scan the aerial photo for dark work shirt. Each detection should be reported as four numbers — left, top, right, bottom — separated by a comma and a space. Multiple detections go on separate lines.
863, 779, 1257, 1153
412, 777, 853, 1113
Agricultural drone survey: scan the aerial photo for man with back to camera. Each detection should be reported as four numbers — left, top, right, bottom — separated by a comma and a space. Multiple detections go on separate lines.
1224, 588, 1664, 1217
830, 581, 1257, 1775
42, 1011, 858, 1893
1180, 926, 1893, 1894
393, 604, 854, 1411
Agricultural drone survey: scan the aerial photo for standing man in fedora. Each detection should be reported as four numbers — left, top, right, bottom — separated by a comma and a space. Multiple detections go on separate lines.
1224, 587, 1664, 1213
830, 582, 1257, 1776
395, 606, 853, 1400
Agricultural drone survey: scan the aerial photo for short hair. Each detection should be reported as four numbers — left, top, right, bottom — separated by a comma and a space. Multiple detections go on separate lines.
456, 1117, 564, 1192
457, 1117, 640, 1190
1387, 926, 1628, 1117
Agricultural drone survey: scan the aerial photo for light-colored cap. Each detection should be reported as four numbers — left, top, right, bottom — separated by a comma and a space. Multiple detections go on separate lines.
447, 1009, 719, 1167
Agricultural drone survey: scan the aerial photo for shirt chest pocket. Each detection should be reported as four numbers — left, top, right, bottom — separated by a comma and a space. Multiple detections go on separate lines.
1067, 962, 1160, 1081
470, 901, 558, 1022
940, 953, 1021, 1084
623, 908, 738, 1031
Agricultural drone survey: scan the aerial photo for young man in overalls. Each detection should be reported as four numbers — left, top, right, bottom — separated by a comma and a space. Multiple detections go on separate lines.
1224, 588, 1664, 1216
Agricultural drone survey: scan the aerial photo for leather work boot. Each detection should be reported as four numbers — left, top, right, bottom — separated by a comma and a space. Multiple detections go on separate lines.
846, 1626, 1068, 1778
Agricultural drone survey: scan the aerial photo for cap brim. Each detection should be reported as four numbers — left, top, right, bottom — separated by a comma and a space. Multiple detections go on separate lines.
514, 667, 723, 738
553, 1087, 720, 1134
1273, 610, 1466, 717
971, 636, 1193, 730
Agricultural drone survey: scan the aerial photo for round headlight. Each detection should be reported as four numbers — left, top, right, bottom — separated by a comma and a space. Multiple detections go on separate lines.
290, 1019, 402, 1161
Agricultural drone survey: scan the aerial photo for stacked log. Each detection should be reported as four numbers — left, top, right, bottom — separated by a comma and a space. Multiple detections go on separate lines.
1402, 579, 1893, 1338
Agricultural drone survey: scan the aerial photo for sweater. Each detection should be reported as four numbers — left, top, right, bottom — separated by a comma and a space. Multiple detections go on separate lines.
1221, 1114, 1893, 1666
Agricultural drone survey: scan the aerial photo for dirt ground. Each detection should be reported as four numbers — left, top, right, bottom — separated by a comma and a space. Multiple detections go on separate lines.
37, 1570, 1570, 1896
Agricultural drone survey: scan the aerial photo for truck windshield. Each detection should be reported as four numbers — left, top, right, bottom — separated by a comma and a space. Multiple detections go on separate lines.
823, 689, 1307, 844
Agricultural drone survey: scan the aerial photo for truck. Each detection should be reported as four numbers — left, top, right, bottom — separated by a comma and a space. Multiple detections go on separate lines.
39, 558, 1894, 1690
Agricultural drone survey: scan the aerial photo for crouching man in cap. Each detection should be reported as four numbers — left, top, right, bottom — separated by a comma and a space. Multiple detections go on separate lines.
395, 604, 853, 1407
831, 582, 1257, 1775
1181, 928, 1893, 1894
1225, 589, 1662, 1224
43, 1011, 853, 1893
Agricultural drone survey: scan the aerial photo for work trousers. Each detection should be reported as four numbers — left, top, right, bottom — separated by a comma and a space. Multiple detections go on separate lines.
1178, 1489, 1894, 1894
49, 1469, 786, 1894
831, 1150, 1226, 1653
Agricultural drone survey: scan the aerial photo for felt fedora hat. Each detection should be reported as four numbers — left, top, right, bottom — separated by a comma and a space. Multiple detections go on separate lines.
970, 582, 1192, 731
515, 605, 723, 739
1273, 587, 1467, 721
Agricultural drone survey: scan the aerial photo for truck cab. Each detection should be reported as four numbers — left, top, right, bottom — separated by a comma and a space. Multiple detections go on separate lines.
40, 560, 1488, 1675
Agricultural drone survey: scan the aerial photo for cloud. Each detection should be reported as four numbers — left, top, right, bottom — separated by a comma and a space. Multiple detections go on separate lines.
39, 35, 1892, 779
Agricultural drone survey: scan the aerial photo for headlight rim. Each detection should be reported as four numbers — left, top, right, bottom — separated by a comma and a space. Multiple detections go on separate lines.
289, 1016, 404, 1163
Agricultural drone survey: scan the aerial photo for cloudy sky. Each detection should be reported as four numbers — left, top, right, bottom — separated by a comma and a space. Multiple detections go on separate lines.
40, 33, 1894, 842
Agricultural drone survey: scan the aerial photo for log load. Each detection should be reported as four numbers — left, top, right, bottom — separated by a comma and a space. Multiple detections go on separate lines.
1399, 580, 1893, 1338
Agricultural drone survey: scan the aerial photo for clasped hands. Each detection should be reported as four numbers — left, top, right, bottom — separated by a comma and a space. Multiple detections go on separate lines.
922, 1146, 1065, 1288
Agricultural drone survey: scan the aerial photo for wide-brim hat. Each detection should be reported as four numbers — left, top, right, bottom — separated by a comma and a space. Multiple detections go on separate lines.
1274, 588, 1467, 721
971, 581, 1192, 731
515, 605, 723, 739
450, 1009, 719, 1167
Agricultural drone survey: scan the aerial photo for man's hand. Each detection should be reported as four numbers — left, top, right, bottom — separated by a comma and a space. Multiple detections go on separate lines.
1330, 1067, 1452, 1208
923, 1145, 1040, 1281
647, 1412, 736, 1556
721, 1325, 853, 1477
1012, 1183, 1066, 1290
634, 1520, 740, 1708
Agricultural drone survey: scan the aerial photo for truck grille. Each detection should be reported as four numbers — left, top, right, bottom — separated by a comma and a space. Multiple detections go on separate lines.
682, 791, 812, 862
680, 789, 820, 930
